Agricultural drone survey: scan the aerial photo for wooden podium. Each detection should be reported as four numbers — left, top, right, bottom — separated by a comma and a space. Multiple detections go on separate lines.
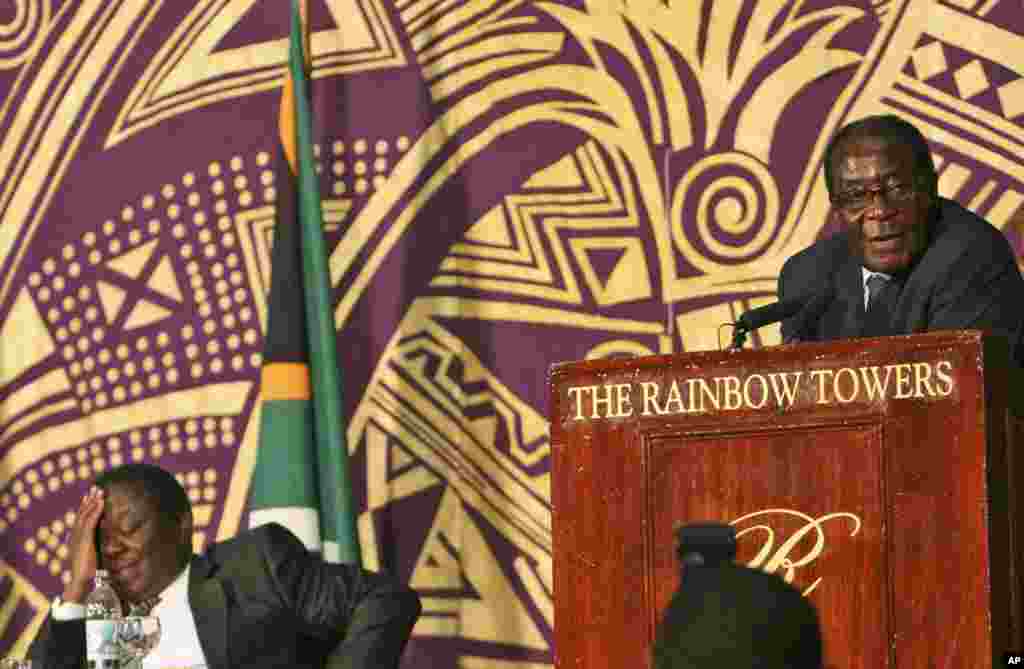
549, 331, 1024, 668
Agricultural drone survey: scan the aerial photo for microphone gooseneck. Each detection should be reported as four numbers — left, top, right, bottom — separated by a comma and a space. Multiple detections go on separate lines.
731, 298, 806, 349
731, 286, 834, 349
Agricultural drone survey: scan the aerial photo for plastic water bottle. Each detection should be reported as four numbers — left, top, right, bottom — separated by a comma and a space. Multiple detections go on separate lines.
85, 569, 123, 668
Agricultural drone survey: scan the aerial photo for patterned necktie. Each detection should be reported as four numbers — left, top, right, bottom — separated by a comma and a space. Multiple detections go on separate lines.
862, 274, 896, 337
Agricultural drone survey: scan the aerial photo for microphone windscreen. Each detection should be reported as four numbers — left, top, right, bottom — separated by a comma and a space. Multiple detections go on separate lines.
737, 297, 806, 331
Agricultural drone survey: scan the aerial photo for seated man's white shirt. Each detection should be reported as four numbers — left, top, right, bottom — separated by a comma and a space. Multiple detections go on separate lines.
142, 563, 207, 668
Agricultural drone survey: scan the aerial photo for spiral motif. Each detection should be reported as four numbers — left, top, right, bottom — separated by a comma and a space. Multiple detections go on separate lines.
670, 151, 781, 275
0, 0, 49, 69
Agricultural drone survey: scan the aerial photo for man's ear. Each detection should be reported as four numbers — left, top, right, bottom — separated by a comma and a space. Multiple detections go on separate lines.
827, 205, 843, 229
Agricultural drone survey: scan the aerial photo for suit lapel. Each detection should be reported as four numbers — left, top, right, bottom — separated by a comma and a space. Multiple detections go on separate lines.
891, 217, 946, 335
863, 202, 945, 335
827, 255, 865, 339
189, 554, 229, 669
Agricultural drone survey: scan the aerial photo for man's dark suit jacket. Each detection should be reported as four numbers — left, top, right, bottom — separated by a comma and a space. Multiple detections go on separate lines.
28, 523, 421, 669
778, 198, 1024, 362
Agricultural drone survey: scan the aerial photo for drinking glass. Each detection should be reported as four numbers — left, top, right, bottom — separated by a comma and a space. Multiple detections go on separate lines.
114, 616, 162, 663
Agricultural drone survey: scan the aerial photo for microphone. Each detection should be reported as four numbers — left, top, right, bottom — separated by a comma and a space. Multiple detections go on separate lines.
730, 297, 805, 349
783, 288, 833, 344
736, 298, 806, 332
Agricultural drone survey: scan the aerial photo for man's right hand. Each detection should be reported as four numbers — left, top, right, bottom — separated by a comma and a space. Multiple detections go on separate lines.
61, 486, 105, 603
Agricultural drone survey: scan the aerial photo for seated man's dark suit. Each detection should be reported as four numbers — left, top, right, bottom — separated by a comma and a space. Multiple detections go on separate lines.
28, 522, 421, 669
779, 197, 1024, 361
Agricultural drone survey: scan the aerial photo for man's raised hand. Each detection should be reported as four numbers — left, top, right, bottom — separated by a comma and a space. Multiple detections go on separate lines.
61, 486, 104, 603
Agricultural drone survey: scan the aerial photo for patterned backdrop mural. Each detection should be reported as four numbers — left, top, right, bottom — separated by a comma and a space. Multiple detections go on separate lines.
1, 0, 1023, 665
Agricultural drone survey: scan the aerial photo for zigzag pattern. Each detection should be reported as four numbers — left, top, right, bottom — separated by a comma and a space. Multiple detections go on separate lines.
430, 142, 649, 307
352, 320, 552, 660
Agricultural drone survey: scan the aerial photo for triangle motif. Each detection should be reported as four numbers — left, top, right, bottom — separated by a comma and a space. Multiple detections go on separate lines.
410, 489, 547, 649
524, 153, 584, 189
465, 207, 513, 247
603, 243, 652, 302
107, 239, 159, 280
216, 0, 339, 52
96, 281, 127, 323
570, 238, 652, 306
585, 248, 627, 289
411, 490, 469, 592
148, 256, 184, 303
0, 288, 56, 385
388, 441, 416, 476
123, 300, 173, 331
153, 0, 382, 100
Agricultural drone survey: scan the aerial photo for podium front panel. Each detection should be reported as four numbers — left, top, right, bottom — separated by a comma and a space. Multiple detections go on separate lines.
550, 332, 1018, 669
645, 423, 887, 668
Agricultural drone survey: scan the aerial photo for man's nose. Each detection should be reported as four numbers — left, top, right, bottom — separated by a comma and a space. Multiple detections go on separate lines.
100, 532, 126, 556
864, 189, 897, 217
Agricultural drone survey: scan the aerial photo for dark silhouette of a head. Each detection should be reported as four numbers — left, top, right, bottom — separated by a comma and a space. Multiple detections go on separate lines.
653, 563, 823, 669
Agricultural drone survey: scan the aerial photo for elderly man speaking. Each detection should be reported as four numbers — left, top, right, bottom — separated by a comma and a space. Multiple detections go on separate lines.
778, 114, 1024, 361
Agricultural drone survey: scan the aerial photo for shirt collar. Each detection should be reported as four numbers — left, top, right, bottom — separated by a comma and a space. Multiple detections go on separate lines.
152, 562, 191, 611
861, 266, 893, 286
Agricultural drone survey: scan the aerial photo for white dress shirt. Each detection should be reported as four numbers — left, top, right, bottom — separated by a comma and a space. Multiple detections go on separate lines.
862, 267, 894, 309
141, 563, 207, 668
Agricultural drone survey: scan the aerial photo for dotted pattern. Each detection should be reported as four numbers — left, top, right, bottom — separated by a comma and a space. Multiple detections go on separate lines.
29, 159, 271, 415
318, 135, 411, 197
2, 135, 413, 592
1, 419, 235, 532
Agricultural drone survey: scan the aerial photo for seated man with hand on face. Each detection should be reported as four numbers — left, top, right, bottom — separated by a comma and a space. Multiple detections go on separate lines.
29, 463, 421, 669
779, 114, 1024, 361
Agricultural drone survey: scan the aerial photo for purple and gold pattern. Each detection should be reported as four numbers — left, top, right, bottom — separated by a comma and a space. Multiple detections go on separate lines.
1, 1, 1022, 666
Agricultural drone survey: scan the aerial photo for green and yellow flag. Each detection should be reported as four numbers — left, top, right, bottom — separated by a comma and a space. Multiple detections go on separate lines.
248, 0, 361, 565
